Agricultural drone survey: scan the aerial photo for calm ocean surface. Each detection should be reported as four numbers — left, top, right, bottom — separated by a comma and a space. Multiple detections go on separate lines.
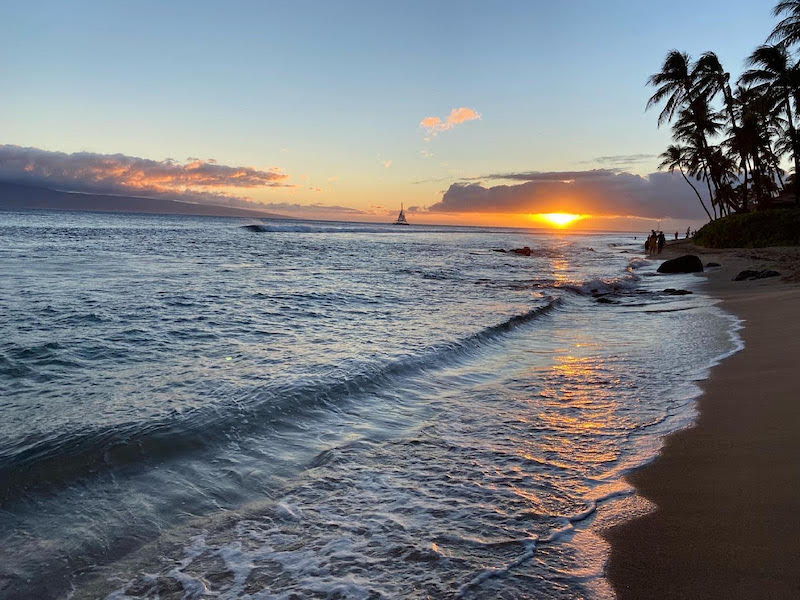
0, 211, 740, 599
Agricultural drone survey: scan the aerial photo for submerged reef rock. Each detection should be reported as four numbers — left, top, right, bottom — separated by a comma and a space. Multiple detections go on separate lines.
733, 269, 780, 281
657, 255, 704, 274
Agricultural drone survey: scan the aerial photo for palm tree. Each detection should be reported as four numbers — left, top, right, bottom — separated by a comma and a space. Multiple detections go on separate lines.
707, 148, 741, 215
769, 1, 800, 47
695, 52, 750, 209
737, 84, 788, 192
659, 145, 713, 220
694, 52, 737, 126
646, 50, 695, 126
672, 98, 727, 215
741, 44, 800, 203
647, 52, 729, 211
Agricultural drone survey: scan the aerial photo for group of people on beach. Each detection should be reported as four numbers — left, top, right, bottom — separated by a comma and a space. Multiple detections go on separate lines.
646, 230, 666, 256
640, 227, 696, 256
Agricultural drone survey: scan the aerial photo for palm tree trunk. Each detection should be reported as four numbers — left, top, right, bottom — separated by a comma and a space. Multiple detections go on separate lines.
784, 95, 800, 205
682, 79, 723, 210
697, 134, 724, 212
724, 84, 748, 210
702, 167, 717, 219
680, 166, 713, 221
743, 160, 749, 212
771, 150, 786, 190
752, 152, 764, 210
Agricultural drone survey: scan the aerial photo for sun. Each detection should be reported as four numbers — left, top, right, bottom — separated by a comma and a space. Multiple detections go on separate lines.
534, 213, 583, 228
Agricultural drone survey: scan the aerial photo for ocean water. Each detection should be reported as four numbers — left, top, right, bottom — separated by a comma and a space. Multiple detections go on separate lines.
0, 211, 740, 599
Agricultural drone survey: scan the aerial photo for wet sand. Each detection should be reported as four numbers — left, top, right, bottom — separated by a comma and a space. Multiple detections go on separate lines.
605, 244, 800, 599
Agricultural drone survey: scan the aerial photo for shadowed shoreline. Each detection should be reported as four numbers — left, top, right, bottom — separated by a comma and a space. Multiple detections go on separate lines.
604, 244, 800, 599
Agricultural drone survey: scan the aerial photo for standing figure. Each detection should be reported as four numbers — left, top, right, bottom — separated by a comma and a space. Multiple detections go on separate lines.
657, 231, 666, 254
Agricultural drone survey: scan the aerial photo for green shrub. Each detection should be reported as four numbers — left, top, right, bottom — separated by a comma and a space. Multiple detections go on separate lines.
693, 209, 800, 248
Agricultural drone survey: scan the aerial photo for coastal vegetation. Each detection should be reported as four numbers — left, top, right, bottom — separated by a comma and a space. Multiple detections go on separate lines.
694, 208, 800, 247
649, 1, 800, 224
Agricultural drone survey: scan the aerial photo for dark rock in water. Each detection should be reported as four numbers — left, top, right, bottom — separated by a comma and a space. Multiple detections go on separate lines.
732, 269, 780, 281
706, 262, 721, 267
663, 288, 693, 295
492, 248, 507, 253
242, 224, 266, 232
596, 297, 618, 304
509, 246, 532, 256
657, 255, 704, 273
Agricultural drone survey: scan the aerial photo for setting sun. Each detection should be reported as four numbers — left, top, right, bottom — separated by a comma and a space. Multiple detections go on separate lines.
533, 213, 584, 228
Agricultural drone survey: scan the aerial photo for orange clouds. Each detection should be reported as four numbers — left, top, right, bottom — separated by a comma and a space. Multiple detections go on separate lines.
419, 107, 481, 136
0, 144, 291, 207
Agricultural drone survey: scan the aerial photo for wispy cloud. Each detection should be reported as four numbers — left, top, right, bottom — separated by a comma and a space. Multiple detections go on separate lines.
411, 175, 456, 185
255, 202, 372, 219
466, 169, 618, 182
585, 153, 657, 167
427, 169, 709, 220
419, 107, 481, 137
0, 145, 292, 208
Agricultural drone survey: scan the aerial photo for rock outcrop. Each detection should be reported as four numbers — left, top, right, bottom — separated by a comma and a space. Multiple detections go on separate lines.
657, 255, 704, 274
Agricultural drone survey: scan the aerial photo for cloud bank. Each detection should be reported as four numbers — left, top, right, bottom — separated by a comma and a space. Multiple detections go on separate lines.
0, 144, 291, 208
428, 169, 709, 220
420, 107, 481, 136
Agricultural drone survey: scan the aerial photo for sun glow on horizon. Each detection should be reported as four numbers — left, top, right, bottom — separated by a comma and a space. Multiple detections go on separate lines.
532, 213, 584, 228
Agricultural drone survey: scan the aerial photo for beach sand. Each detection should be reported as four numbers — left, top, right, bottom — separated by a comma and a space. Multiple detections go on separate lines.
605, 244, 800, 599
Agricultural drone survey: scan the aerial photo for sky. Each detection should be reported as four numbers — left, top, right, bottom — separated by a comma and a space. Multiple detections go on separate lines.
0, 0, 778, 230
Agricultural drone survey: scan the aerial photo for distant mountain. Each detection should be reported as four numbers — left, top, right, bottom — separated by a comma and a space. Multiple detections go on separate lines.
0, 181, 288, 219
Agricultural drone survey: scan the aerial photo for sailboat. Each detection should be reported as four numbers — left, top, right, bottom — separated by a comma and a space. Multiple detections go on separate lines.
393, 203, 410, 225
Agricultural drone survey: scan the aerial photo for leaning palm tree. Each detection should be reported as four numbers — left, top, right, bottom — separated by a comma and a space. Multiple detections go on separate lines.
741, 44, 800, 203
769, 1, 800, 47
659, 145, 713, 220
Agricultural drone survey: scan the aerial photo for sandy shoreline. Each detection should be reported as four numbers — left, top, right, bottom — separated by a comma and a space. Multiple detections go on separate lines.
604, 243, 800, 599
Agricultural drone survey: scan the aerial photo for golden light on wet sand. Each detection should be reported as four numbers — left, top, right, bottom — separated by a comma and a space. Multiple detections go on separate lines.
532, 213, 584, 228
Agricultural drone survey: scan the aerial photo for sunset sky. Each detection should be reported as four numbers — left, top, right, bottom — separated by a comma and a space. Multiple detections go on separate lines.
0, 0, 775, 229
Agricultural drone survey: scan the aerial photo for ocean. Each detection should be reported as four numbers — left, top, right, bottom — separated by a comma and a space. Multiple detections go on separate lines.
0, 211, 740, 599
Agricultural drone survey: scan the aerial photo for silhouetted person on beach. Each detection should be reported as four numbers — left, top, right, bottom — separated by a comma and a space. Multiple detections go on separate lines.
674, 231, 678, 240
686, 227, 691, 239
657, 231, 666, 253
645, 230, 658, 256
